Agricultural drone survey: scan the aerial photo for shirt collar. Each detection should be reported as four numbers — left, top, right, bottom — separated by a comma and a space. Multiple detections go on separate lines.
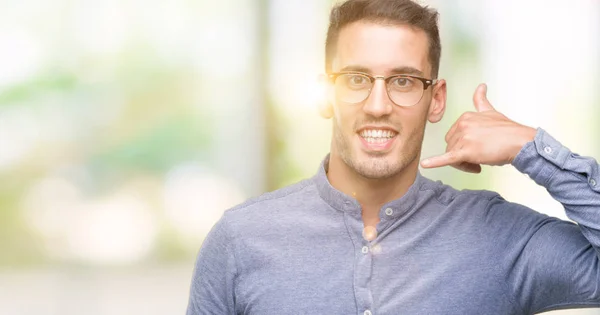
313, 154, 426, 216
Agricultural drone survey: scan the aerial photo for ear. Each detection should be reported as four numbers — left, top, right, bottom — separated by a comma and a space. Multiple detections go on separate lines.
427, 79, 446, 123
318, 101, 334, 119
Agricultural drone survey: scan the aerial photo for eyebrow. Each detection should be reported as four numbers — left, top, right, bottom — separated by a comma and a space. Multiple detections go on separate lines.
338, 65, 425, 77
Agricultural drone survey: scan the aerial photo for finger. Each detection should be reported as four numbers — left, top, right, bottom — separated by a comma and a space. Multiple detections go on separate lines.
452, 162, 482, 174
445, 119, 458, 143
445, 112, 473, 143
445, 129, 464, 152
473, 83, 495, 112
421, 151, 463, 169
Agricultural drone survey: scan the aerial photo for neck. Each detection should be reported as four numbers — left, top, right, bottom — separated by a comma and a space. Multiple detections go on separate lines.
326, 152, 419, 226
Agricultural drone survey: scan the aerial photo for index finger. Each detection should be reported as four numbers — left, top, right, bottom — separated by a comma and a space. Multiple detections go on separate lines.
421, 151, 463, 169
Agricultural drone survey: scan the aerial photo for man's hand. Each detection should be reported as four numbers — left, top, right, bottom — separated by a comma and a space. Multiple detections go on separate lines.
421, 83, 537, 173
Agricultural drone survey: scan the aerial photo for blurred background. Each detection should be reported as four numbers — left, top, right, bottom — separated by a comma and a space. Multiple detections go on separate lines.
0, 0, 598, 314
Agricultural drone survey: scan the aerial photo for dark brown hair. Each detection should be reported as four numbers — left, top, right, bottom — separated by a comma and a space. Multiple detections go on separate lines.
325, 0, 441, 78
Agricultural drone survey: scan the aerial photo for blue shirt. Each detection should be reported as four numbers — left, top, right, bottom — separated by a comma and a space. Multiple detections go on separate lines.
187, 129, 600, 315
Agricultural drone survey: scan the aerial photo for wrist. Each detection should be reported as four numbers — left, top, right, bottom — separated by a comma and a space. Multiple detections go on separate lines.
510, 125, 537, 162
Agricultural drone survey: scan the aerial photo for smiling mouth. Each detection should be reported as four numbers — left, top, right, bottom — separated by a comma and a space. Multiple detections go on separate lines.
358, 129, 398, 143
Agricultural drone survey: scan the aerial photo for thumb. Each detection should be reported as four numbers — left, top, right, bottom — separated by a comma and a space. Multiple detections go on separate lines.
473, 83, 495, 112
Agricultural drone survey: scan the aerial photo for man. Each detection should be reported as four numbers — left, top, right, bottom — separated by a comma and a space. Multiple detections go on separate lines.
187, 0, 600, 314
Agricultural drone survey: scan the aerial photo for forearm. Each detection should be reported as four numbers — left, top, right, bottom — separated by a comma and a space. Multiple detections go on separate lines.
512, 128, 600, 247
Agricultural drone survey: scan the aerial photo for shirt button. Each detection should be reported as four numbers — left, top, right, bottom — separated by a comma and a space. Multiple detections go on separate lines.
590, 178, 597, 187
364, 310, 372, 315
544, 146, 552, 154
361, 246, 369, 254
385, 208, 393, 216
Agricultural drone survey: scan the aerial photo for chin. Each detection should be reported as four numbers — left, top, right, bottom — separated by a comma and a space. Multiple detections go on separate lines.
349, 152, 405, 179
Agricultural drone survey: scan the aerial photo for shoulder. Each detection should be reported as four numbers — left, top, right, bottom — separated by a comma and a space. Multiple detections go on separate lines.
228, 178, 315, 213
219, 178, 318, 228
421, 176, 554, 229
419, 175, 549, 221
419, 175, 500, 207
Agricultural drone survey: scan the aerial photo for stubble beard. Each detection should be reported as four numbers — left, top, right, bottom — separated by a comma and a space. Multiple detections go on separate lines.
333, 119, 423, 180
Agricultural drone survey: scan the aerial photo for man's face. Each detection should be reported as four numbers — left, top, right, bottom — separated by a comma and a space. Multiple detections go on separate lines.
330, 21, 443, 179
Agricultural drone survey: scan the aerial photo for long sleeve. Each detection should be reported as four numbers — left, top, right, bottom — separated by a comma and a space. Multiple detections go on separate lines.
512, 128, 600, 245
505, 128, 600, 313
186, 215, 237, 315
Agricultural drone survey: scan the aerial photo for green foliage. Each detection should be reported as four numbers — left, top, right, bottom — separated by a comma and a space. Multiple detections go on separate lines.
90, 114, 210, 175
0, 73, 78, 106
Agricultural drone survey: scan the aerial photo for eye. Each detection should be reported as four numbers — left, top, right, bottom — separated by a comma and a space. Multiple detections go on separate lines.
391, 76, 415, 88
345, 74, 369, 87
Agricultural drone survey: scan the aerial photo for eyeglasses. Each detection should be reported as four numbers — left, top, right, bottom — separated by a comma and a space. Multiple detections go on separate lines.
327, 71, 438, 107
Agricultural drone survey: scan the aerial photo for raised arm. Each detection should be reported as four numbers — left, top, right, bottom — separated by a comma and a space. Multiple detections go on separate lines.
421, 83, 600, 313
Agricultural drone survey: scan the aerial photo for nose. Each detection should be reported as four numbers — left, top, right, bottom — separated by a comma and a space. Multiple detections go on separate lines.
363, 78, 393, 117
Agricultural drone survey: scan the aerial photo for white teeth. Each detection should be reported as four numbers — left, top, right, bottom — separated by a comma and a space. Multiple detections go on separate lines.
359, 129, 397, 139
364, 137, 389, 143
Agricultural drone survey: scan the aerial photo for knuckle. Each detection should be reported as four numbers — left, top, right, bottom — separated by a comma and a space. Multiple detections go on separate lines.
457, 120, 469, 129
446, 151, 457, 161
461, 112, 474, 120
462, 133, 473, 142
444, 133, 451, 142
